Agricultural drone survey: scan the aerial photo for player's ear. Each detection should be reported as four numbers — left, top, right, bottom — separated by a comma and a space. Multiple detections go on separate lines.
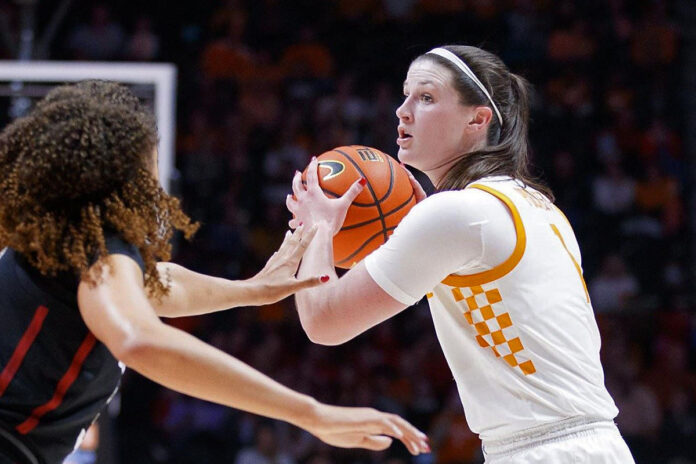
467, 106, 493, 131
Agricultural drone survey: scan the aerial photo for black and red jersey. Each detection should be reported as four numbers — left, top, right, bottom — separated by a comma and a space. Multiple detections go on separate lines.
0, 237, 144, 464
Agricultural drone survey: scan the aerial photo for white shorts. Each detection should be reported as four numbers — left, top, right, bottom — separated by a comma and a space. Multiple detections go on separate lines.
482, 418, 635, 464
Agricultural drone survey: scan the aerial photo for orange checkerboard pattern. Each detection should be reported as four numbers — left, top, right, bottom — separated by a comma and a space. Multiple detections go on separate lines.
451, 285, 536, 375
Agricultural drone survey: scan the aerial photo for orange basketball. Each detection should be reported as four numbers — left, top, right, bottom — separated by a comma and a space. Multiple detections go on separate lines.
303, 145, 416, 269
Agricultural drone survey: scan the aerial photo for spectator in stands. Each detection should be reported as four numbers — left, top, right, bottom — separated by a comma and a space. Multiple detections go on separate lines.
235, 422, 296, 464
126, 16, 160, 61
67, 4, 125, 60
589, 254, 639, 313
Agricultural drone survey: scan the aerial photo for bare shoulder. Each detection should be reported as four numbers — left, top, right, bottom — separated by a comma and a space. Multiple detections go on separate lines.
79, 254, 144, 292
77, 253, 156, 355
77, 253, 147, 320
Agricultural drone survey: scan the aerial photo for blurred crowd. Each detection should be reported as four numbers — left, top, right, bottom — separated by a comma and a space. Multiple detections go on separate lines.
2, 0, 695, 463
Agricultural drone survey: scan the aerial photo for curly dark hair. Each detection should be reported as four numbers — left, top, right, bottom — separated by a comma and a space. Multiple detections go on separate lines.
37, 80, 146, 112
0, 82, 198, 297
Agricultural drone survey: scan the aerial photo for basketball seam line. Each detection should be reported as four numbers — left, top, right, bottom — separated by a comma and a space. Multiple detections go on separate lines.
300, 182, 379, 207
354, 144, 396, 203
334, 148, 389, 243
336, 226, 398, 266
340, 191, 415, 231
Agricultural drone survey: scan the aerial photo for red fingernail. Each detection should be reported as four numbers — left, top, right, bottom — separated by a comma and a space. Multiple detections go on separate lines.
299, 222, 303, 226
320, 275, 330, 283
359, 177, 367, 186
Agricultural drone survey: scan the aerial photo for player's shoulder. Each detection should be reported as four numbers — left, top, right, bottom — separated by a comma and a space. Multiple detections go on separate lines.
101, 231, 146, 273
401, 188, 509, 235
416, 187, 509, 214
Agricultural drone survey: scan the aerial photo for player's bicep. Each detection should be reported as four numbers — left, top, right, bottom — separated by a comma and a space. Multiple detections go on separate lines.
339, 261, 408, 321
364, 191, 487, 302
304, 261, 407, 345
77, 254, 161, 360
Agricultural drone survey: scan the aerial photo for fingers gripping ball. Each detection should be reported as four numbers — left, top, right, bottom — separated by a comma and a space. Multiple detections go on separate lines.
303, 146, 416, 269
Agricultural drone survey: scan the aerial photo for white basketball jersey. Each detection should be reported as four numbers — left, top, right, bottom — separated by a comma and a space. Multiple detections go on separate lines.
426, 177, 618, 440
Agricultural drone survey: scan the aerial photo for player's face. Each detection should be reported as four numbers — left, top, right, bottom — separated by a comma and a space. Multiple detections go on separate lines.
396, 60, 478, 178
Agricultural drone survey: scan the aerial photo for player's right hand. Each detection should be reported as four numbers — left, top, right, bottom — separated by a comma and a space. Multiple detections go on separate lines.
301, 402, 430, 455
287, 156, 365, 235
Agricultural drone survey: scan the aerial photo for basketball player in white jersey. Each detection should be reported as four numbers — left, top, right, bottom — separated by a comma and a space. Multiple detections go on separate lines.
286, 45, 635, 463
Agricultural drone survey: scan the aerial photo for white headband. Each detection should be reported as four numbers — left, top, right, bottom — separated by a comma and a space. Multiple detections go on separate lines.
426, 47, 503, 127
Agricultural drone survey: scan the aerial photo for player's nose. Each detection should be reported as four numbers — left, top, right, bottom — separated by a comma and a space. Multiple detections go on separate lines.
396, 100, 412, 122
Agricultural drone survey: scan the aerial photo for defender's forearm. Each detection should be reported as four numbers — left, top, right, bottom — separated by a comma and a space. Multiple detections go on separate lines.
151, 263, 257, 317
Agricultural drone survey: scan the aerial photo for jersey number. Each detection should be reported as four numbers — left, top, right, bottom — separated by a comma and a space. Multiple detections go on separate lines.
550, 224, 590, 303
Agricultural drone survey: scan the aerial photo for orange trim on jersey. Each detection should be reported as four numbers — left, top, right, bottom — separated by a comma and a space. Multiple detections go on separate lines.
550, 224, 590, 303
552, 204, 573, 230
441, 184, 527, 287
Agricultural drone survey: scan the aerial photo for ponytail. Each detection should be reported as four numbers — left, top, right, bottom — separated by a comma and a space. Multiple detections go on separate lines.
422, 45, 553, 201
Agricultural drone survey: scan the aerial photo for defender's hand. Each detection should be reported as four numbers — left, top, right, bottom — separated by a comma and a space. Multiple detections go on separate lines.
303, 402, 430, 455
246, 224, 329, 305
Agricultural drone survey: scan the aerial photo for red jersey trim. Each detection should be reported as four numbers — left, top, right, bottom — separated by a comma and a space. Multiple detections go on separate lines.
16, 333, 97, 435
0, 305, 49, 397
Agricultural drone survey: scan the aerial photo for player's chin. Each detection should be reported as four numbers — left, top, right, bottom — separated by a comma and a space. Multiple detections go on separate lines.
397, 146, 420, 168
397, 146, 412, 163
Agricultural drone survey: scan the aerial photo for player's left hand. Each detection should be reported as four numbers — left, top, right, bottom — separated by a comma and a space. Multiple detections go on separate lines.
401, 162, 427, 203
286, 156, 365, 235
247, 224, 329, 304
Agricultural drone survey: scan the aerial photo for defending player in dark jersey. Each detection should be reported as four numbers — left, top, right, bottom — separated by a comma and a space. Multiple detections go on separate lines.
0, 82, 429, 464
